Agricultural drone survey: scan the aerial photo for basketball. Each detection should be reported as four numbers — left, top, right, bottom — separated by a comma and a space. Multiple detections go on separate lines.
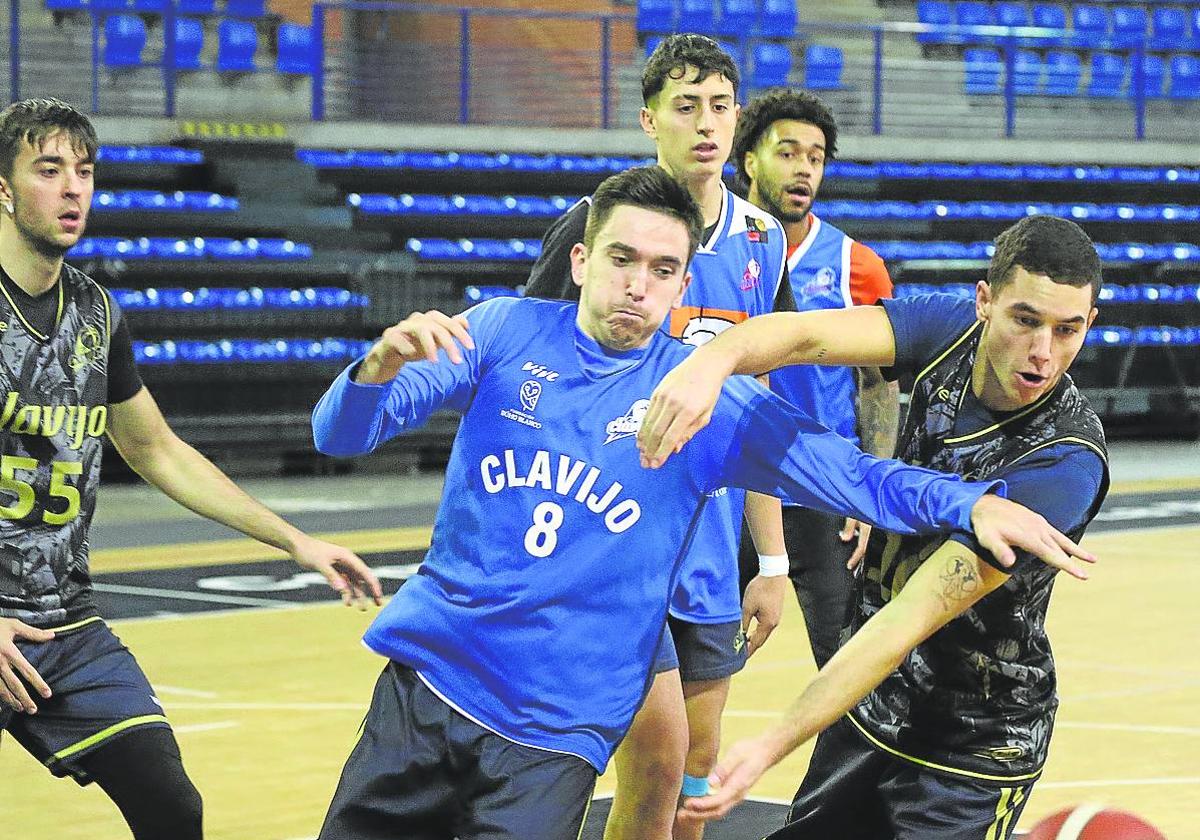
1026, 805, 1167, 840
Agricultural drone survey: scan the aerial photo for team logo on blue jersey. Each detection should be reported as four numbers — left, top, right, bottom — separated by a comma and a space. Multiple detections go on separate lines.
745, 215, 769, 244
604, 399, 649, 445
520, 380, 542, 412
798, 266, 838, 300
740, 258, 762, 292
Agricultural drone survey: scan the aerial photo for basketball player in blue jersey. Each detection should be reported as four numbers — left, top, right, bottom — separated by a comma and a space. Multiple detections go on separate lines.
312, 168, 1094, 840
639, 215, 1107, 839
0, 99, 382, 840
734, 89, 900, 668
526, 35, 795, 840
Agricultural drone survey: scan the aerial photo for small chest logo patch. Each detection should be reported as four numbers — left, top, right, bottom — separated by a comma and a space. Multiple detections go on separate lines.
741, 258, 762, 292
519, 380, 542, 412
605, 399, 650, 445
745, 215, 769, 244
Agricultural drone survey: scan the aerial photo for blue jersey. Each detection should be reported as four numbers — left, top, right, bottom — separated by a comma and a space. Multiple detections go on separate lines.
312, 296, 1000, 772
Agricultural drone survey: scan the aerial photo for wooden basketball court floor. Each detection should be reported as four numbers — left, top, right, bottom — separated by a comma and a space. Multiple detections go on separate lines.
1, 463, 1197, 839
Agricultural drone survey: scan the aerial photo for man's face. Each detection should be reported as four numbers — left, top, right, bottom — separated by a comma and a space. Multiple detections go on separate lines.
745, 119, 826, 225
0, 131, 94, 256
640, 68, 739, 183
975, 267, 1097, 411
572, 204, 692, 351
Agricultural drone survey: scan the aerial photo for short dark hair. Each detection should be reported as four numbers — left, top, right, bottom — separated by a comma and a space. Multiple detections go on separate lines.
988, 215, 1103, 304
642, 34, 740, 106
584, 166, 704, 261
0, 98, 98, 182
732, 88, 839, 188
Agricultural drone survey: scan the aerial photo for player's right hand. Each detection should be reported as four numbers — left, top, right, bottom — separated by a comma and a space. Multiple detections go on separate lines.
969, 494, 1098, 579
355, 310, 475, 384
638, 350, 731, 468
0, 619, 54, 714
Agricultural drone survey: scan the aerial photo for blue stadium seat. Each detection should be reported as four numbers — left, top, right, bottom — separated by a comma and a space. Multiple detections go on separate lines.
1031, 3, 1070, 46
45, 0, 88, 14
1071, 4, 1109, 48
276, 22, 314, 74
644, 34, 665, 59
994, 1, 1030, 43
954, 1, 992, 43
173, 17, 203, 70
916, 0, 953, 44
1150, 7, 1187, 51
751, 42, 791, 89
1169, 53, 1200, 99
636, 0, 674, 34
216, 19, 257, 72
92, 0, 130, 12
679, 0, 717, 36
716, 39, 741, 66
177, 0, 214, 12
132, 0, 166, 12
103, 14, 145, 68
1012, 49, 1043, 94
1133, 54, 1166, 99
1044, 49, 1081, 95
759, 0, 797, 38
1190, 8, 1200, 51
1087, 51, 1126, 96
804, 44, 843, 90
963, 47, 1003, 94
1110, 5, 1148, 48
717, 0, 756, 38
224, 0, 264, 17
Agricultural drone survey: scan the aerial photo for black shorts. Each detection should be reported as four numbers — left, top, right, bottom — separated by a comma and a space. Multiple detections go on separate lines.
319, 662, 598, 840
651, 615, 747, 682
0, 617, 172, 784
769, 717, 1033, 840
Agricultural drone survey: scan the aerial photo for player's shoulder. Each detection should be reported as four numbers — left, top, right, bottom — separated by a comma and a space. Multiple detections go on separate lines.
727, 191, 785, 236
469, 294, 573, 325
60, 261, 103, 292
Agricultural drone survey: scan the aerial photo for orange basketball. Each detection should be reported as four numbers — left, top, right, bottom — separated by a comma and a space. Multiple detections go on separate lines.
1026, 805, 1167, 840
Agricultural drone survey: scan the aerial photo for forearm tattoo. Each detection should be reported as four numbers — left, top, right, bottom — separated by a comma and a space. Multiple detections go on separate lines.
936, 554, 981, 612
857, 373, 900, 458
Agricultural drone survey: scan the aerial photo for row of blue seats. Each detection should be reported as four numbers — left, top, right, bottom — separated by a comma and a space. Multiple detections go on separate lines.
69, 237, 311, 260
964, 47, 1200, 95
636, 0, 796, 38
918, 2, 1200, 49
1085, 325, 1200, 344
352, 193, 1200, 223
642, 37, 843, 90
97, 145, 203, 164
94, 190, 237, 212
104, 16, 315, 73
406, 237, 1200, 263
49, 0, 267, 17
135, 337, 371, 364
898, 281, 1200, 302
301, 149, 1200, 184
114, 287, 368, 309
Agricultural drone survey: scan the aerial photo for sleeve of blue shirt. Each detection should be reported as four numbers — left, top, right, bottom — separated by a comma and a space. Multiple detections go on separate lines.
949, 443, 1106, 573
312, 297, 517, 457
711, 379, 1006, 536
881, 293, 978, 377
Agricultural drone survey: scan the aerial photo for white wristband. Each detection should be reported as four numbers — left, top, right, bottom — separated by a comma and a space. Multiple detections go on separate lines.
757, 553, 789, 577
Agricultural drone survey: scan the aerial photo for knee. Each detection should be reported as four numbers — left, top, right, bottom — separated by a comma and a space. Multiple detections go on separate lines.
131, 771, 204, 840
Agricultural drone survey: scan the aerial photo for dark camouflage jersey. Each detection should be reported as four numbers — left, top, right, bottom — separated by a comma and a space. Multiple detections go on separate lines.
847, 319, 1109, 784
0, 263, 116, 627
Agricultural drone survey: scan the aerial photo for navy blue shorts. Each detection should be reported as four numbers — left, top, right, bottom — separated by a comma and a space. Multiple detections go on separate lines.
0, 617, 171, 784
319, 662, 598, 840
768, 716, 1033, 840
651, 615, 747, 682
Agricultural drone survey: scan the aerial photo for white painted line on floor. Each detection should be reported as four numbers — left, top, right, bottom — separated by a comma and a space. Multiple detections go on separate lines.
163, 701, 364, 711
153, 684, 219, 698
93, 582, 299, 608
174, 721, 239, 735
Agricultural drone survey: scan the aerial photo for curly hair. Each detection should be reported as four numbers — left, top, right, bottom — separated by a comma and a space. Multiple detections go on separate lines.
731, 88, 838, 187
642, 34, 740, 105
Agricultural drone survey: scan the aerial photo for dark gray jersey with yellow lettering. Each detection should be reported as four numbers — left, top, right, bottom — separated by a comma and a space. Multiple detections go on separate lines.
0, 263, 115, 627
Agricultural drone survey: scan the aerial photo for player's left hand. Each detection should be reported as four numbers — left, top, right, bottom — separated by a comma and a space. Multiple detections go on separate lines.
637, 349, 731, 468
741, 574, 787, 656
289, 536, 384, 609
677, 734, 777, 824
969, 494, 1097, 579
840, 517, 872, 571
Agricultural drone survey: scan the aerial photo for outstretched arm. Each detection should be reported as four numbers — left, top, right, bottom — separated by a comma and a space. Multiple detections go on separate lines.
639, 307, 898, 467
678, 540, 1008, 823
108, 389, 383, 607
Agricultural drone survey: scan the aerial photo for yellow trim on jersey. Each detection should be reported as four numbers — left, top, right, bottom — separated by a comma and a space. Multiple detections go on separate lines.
913, 321, 981, 387
1009, 435, 1108, 468
985, 785, 1028, 840
42, 615, 104, 634
942, 385, 1060, 445
51, 714, 171, 762
0, 274, 63, 341
846, 714, 1044, 783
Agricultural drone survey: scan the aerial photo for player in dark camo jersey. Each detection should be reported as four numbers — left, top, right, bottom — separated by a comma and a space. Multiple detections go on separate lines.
0, 98, 381, 840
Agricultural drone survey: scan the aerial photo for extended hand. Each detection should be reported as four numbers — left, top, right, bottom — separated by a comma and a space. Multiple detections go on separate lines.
356, 310, 475, 384
969, 495, 1097, 579
677, 735, 777, 824
0, 619, 53, 713
840, 518, 872, 571
637, 351, 730, 468
741, 574, 787, 656
290, 537, 384, 609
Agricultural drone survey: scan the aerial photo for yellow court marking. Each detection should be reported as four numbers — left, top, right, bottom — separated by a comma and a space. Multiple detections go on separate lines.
89, 526, 433, 574
1107, 476, 1200, 495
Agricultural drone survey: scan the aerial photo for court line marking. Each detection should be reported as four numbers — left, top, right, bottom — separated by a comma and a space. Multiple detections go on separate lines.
153, 684, 219, 698
93, 582, 301, 609
173, 721, 239, 734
